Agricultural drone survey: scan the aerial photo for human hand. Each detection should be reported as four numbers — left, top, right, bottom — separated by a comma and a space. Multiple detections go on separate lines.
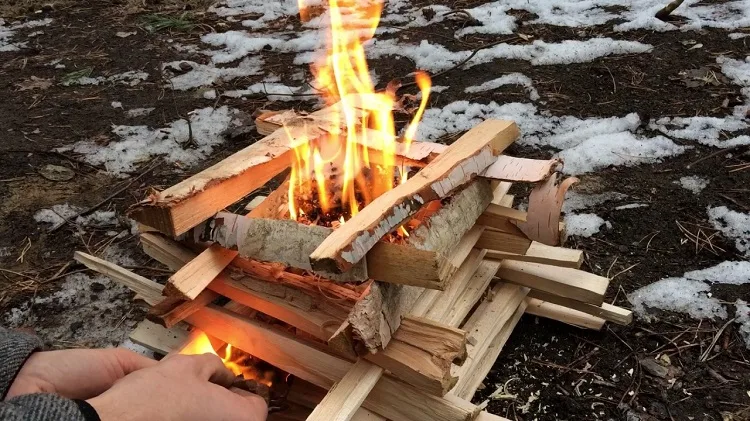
88, 353, 268, 421
6, 348, 156, 400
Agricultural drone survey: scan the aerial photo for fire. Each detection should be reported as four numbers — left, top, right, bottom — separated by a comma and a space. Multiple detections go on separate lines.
180, 331, 272, 387
288, 0, 432, 227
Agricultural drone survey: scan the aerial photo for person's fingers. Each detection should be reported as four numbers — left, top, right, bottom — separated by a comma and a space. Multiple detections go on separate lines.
109, 348, 158, 374
165, 354, 237, 387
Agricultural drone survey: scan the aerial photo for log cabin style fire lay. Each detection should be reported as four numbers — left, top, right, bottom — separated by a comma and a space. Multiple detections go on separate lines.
71, 0, 633, 419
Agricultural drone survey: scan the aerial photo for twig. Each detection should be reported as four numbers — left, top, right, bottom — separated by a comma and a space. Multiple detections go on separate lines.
50, 159, 160, 232
699, 318, 735, 362
399, 36, 518, 89
718, 193, 750, 211
655, 0, 686, 21
686, 144, 741, 168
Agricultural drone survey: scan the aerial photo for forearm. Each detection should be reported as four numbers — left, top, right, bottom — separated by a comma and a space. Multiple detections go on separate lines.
0, 329, 43, 398
0, 394, 91, 421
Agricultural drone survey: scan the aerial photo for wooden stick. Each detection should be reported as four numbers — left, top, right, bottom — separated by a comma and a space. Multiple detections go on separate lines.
186, 306, 481, 421
481, 156, 561, 183
497, 260, 609, 306
527, 290, 632, 325
306, 359, 384, 421
73, 251, 163, 305
129, 319, 189, 353
452, 299, 527, 400
476, 229, 531, 255
163, 244, 238, 300
524, 297, 605, 330
310, 120, 520, 274
485, 242, 583, 269
149, 289, 220, 328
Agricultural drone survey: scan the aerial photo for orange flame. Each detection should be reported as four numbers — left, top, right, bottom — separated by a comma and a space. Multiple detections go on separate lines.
288, 0, 432, 226
180, 332, 272, 387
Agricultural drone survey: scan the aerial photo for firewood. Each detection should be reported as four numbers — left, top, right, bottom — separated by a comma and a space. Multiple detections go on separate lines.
497, 261, 609, 306
164, 244, 238, 300
452, 300, 527, 400
450, 283, 528, 398
481, 156, 561, 183
476, 229, 531, 254
73, 251, 163, 305
525, 297, 605, 330
476, 204, 527, 236
419, 250, 486, 322
527, 290, 632, 325
129, 319, 189, 354
306, 359, 384, 421
442, 261, 500, 328
129, 101, 436, 238
309, 120, 520, 274
485, 242, 584, 269
186, 305, 481, 421
149, 290, 220, 328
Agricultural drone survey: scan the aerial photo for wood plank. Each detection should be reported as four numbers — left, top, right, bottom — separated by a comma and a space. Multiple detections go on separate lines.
497, 261, 609, 306
140, 232, 197, 271
481, 156, 561, 182
150, 289, 221, 328
186, 306, 481, 421
73, 251, 163, 306
130, 103, 437, 237
163, 244, 238, 300
310, 120, 520, 274
452, 301, 526, 400
527, 290, 632, 325
476, 204, 527, 235
393, 317, 467, 362
128, 320, 189, 354
476, 229, 531, 254
307, 359, 384, 421
485, 242, 584, 269
443, 260, 501, 328
422, 249, 486, 322
525, 297, 605, 330
498, 194, 514, 207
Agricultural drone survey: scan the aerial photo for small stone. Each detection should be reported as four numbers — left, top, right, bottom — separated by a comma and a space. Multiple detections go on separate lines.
639, 358, 669, 378
179, 62, 193, 71
90, 282, 105, 293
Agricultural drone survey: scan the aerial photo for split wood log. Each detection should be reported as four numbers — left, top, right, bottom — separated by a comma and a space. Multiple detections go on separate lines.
476, 204, 527, 236
476, 229, 531, 255
484, 242, 584, 269
306, 359, 384, 421
496, 260, 609, 306
525, 297, 605, 330
163, 244, 238, 300
481, 156, 561, 183
513, 174, 578, 246
148, 289, 220, 328
309, 119, 520, 274
186, 306, 481, 421
129, 101, 435, 237
73, 251, 162, 305
418, 249, 486, 322
139, 233, 471, 390
452, 300, 527, 400
129, 319, 190, 353
202, 179, 492, 289
498, 194, 514, 207
527, 290, 632, 325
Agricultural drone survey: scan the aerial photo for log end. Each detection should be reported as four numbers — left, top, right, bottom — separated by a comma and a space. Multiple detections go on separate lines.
309, 254, 350, 275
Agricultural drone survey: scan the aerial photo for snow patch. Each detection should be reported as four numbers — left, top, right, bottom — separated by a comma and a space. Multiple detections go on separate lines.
565, 213, 611, 237
615, 203, 649, 210
63, 106, 242, 176
0, 18, 52, 52
64, 71, 149, 87
675, 176, 709, 194
127, 108, 155, 118
736, 300, 750, 349
163, 57, 264, 90
465, 73, 540, 100
707, 206, 750, 256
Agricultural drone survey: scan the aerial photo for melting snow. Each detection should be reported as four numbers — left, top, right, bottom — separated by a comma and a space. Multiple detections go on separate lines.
675, 176, 709, 194
707, 206, 750, 256
163, 57, 264, 90
64, 70, 149, 87
615, 203, 649, 210
63, 106, 242, 176
628, 261, 750, 323
736, 300, 750, 348
565, 213, 611, 237
0, 18, 52, 52
465, 73, 540, 101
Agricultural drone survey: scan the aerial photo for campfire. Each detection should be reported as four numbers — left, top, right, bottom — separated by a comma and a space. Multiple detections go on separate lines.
74, 0, 634, 419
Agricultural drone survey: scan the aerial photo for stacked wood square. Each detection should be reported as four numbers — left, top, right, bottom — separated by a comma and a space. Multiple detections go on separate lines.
75, 101, 632, 421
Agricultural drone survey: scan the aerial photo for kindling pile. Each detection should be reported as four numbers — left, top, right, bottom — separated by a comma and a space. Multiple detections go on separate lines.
75, 102, 631, 421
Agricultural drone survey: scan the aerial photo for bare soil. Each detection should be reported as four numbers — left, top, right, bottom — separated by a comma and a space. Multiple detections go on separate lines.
1, 2, 749, 420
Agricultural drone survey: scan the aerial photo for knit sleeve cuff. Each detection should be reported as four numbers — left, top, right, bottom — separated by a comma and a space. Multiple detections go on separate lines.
0, 328, 44, 398
2, 393, 90, 421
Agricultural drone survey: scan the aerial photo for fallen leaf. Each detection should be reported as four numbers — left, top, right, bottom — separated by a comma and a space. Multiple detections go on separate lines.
17, 76, 53, 91
116, 31, 137, 38
39, 164, 75, 182
687, 43, 703, 50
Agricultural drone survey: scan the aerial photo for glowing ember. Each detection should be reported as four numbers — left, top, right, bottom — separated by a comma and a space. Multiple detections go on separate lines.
288, 0, 432, 231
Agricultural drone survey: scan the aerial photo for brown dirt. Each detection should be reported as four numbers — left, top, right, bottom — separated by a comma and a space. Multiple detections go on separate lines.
1, 1, 749, 420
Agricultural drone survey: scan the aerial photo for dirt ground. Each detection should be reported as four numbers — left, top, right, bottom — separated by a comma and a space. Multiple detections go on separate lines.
1, 1, 749, 420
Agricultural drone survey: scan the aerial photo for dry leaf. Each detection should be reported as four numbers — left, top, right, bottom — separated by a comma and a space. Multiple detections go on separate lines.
17, 76, 53, 91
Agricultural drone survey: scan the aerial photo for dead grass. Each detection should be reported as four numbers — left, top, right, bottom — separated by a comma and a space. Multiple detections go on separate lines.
121, 0, 216, 15
0, 0, 73, 18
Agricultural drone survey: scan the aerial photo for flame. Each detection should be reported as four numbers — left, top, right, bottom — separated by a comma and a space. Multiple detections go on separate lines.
180, 332, 272, 387
288, 0, 432, 228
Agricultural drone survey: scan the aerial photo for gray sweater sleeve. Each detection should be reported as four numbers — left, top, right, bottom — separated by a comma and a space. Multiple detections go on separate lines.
0, 328, 89, 421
